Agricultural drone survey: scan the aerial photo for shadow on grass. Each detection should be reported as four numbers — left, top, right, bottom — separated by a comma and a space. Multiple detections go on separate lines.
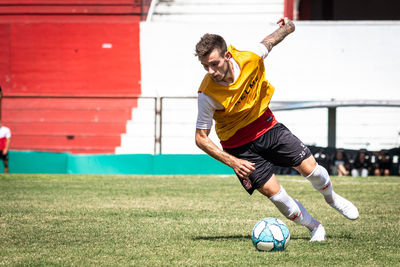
326, 233, 356, 240
193, 235, 249, 241
193, 232, 355, 242
193, 235, 311, 241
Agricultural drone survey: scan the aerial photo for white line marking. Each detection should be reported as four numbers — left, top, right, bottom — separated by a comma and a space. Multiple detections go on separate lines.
278, 177, 400, 185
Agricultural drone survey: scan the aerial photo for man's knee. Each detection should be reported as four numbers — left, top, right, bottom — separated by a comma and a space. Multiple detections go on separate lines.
294, 156, 317, 177
306, 164, 331, 192
257, 174, 281, 198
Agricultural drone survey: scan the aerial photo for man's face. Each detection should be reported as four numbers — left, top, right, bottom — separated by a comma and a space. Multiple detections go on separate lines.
199, 48, 229, 83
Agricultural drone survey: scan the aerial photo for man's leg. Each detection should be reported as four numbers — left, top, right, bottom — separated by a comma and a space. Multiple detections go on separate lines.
257, 175, 325, 242
1, 153, 8, 174
4, 159, 8, 174
294, 156, 359, 220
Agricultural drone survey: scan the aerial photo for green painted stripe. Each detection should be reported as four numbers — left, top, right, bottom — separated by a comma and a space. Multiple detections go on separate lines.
5, 151, 234, 175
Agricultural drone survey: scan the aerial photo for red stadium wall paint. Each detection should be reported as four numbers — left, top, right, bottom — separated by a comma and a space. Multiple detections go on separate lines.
1, 21, 141, 96
0, 13, 143, 153
284, 0, 294, 20
2, 97, 139, 154
0, 0, 150, 16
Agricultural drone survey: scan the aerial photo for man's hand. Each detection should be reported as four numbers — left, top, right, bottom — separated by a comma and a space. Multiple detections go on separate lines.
230, 157, 255, 180
195, 128, 255, 180
277, 17, 295, 33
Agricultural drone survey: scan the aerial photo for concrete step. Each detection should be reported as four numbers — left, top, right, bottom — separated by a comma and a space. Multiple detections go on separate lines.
152, 14, 281, 22
125, 121, 155, 134
152, 0, 284, 22
155, 3, 283, 14
159, 0, 283, 4
129, 109, 155, 123
115, 146, 155, 154
116, 97, 157, 154
116, 135, 156, 154
120, 135, 155, 146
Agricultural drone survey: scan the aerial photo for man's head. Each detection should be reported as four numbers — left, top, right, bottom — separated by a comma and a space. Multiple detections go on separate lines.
195, 33, 227, 59
195, 34, 231, 83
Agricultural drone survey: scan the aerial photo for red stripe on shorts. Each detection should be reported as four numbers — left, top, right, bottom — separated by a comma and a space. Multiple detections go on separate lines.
221, 108, 277, 149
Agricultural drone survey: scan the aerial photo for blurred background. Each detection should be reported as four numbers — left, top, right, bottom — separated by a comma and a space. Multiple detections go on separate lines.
0, 0, 399, 175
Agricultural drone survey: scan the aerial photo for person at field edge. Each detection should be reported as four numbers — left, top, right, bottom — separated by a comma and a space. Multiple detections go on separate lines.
331, 150, 350, 176
373, 150, 391, 176
351, 150, 371, 177
194, 18, 359, 242
0, 121, 11, 173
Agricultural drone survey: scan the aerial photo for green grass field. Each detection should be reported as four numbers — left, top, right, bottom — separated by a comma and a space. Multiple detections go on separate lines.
1, 174, 399, 266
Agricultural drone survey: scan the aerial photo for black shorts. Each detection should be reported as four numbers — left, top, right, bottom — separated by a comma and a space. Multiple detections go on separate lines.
0, 152, 8, 161
224, 123, 312, 195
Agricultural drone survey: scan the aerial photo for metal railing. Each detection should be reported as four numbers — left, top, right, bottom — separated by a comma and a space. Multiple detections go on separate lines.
270, 99, 400, 148
1, 93, 400, 154
0, 94, 158, 154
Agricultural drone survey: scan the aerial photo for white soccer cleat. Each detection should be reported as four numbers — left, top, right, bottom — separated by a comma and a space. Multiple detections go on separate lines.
310, 224, 325, 242
328, 194, 359, 220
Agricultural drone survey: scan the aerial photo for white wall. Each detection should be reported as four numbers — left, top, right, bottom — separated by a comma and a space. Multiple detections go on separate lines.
139, 21, 400, 152
140, 21, 400, 101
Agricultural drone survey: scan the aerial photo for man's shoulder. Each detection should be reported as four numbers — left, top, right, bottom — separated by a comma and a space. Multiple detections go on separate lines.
198, 74, 214, 93
229, 45, 255, 57
229, 44, 267, 60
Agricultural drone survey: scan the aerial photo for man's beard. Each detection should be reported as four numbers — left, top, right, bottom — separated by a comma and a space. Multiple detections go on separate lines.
211, 63, 229, 82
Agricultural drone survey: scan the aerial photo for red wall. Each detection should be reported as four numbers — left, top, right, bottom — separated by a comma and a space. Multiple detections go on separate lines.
0, 20, 141, 96
2, 97, 138, 153
0, 1, 145, 153
0, 1, 148, 16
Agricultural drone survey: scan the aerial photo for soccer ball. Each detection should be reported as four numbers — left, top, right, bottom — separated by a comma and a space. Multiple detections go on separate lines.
251, 217, 290, 252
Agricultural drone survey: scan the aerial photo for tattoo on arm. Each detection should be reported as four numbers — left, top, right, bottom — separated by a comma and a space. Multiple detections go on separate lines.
261, 21, 295, 52
263, 40, 274, 52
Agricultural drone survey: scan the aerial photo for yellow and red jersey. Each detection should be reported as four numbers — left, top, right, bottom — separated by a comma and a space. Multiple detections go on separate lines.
198, 45, 276, 148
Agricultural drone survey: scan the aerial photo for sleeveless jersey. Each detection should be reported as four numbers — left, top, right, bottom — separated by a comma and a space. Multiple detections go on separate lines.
198, 45, 275, 142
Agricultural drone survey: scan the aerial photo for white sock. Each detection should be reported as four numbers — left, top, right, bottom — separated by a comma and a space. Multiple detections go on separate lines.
293, 199, 320, 231
306, 164, 335, 203
269, 186, 320, 231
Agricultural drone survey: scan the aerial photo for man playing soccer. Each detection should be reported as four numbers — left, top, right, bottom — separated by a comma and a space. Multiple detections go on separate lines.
0, 121, 11, 173
194, 18, 359, 241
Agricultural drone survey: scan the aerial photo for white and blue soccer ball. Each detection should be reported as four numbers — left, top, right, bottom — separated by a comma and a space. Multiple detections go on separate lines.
251, 217, 290, 252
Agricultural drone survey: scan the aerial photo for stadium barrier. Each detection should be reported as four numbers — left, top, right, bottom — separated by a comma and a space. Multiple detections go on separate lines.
5, 147, 399, 176
5, 150, 233, 175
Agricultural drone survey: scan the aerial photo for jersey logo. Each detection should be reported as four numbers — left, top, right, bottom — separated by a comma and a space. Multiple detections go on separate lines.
235, 76, 258, 106
243, 179, 253, 189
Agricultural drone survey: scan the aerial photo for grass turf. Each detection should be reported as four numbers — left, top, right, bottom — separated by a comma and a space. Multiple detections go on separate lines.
1, 174, 399, 266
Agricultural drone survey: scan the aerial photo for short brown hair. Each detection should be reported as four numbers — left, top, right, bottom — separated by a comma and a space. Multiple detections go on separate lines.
195, 33, 227, 58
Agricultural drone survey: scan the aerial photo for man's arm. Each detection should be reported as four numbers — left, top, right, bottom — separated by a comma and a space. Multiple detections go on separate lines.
261, 17, 295, 52
195, 128, 255, 179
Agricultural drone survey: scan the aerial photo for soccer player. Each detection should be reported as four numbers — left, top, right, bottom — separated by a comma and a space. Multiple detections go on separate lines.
0, 121, 11, 173
194, 18, 359, 242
